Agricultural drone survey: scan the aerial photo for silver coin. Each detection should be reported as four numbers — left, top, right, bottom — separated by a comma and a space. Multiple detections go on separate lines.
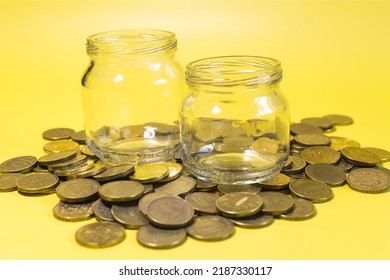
186, 215, 235, 241
137, 224, 187, 249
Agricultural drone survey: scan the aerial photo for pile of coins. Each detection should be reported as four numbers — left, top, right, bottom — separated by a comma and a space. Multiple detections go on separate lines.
1, 115, 390, 249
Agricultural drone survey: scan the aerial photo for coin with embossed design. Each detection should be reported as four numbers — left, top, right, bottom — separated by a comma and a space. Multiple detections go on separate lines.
42, 128, 75, 140
56, 178, 100, 202
43, 139, 79, 153
186, 215, 235, 241
300, 146, 340, 165
257, 173, 291, 190
137, 224, 187, 249
130, 163, 169, 183
92, 164, 135, 182
341, 146, 379, 167
138, 192, 176, 217
111, 202, 149, 229
216, 192, 263, 218
92, 199, 114, 222
289, 178, 333, 203
75, 221, 126, 248
16, 173, 59, 194
0, 173, 25, 192
329, 136, 360, 151
257, 191, 295, 215
305, 163, 346, 187
98, 180, 144, 203
346, 168, 390, 193
185, 192, 220, 214
362, 147, 390, 163
279, 198, 317, 220
53, 201, 94, 222
0, 156, 37, 173
154, 175, 196, 196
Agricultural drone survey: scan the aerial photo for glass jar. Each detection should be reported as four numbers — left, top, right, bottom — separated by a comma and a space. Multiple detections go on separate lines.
81, 29, 184, 165
180, 56, 290, 184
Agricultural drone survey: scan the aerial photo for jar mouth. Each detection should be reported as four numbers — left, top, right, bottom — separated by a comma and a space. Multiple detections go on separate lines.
186, 56, 282, 87
86, 29, 177, 57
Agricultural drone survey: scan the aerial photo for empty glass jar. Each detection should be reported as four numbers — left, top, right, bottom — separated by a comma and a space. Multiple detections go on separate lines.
81, 29, 184, 165
180, 56, 290, 184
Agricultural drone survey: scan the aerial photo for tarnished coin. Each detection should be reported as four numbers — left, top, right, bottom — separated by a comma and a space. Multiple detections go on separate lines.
281, 156, 306, 174
279, 198, 317, 221
92, 164, 135, 182
65, 160, 106, 179
70, 130, 87, 144
257, 173, 291, 190
322, 114, 353, 126
75, 221, 126, 248
289, 178, 333, 203
43, 139, 79, 153
146, 196, 194, 228
111, 202, 149, 229
184, 192, 220, 214
42, 128, 75, 140
56, 178, 100, 202
130, 163, 169, 183
346, 168, 390, 193
257, 191, 295, 215
0, 155, 37, 173
229, 212, 274, 228
142, 183, 154, 194
217, 184, 261, 195
53, 201, 94, 222
300, 146, 341, 165
53, 160, 95, 176
16, 173, 59, 194
300, 117, 333, 130
185, 215, 235, 241
137, 224, 187, 249
290, 123, 323, 136
92, 199, 114, 222
154, 175, 196, 196
138, 192, 176, 217
362, 147, 390, 163
98, 180, 144, 202
305, 163, 346, 187
157, 162, 183, 182
294, 134, 331, 147
0, 173, 25, 192
341, 146, 379, 167
329, 136, 360, 151
195, 178, 218, 192
38, 150, 77, 167
47, 155, 87, 171
336, 158, 355, 173
216, 192, 263, 218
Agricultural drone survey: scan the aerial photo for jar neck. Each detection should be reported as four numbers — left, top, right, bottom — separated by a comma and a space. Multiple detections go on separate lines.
86, 29, 177, 60
186, 56, 282, 90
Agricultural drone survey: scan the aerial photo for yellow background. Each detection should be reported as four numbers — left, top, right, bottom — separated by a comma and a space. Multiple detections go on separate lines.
1, 0, 390, 260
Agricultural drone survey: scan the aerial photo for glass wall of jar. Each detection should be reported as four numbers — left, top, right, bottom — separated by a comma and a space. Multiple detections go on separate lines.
180, 56, 290, 184
81, 30, 184, 165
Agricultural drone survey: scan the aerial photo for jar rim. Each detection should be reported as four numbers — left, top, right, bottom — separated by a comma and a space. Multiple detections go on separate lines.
86, 29, 177, 57
186, 55, 282, 86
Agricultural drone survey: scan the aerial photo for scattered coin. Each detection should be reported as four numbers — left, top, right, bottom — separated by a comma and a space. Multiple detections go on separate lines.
138, 192, 176, 217
300, 146, 341, 165
305, 163, 346, 187
329, 136, 360, 151
75, 221, 126, 248
278, 198, 317, 221
290, 123, 323, 136
70, 130, 87, 144
322, 114, 353, 126
80, 145, 98, 159
137, 224, 187, 249
294, 134, 331, 147
281, 156, 306, 174
56, 178, 100, 202
341, 146, 379, 167
184, 192, 220, 214
362, 147, 390, 163
92, 199, 115, 222
186, 215, 235, 241
0, 173, 25, 192
216, 192, 263, 218
65, 160, 106, 179
229, 212, 274, 228
98, 180, 144, 203
157, 162, 183, 182
42, 128, 75, 140
154, 175, 196, 196
47, 155, 87, 171
194, 178, 218, 192
53, 159, 95, 177
53, 201, 94, 222
146, 196, 194, 228
257, 191, 295, 215
346, 168, 390, 193
130, 163, 169, 183
336, 159, 355, 173
289, 178, 333, 203
37, 150, 77, 167
16, 173, 59, 194
43, 139, 79, 153
301, 117, 333, 130
217, 183, 261, 195
111, 202, 149, 229
0, 155, 37, 173
257, 173, 291, 190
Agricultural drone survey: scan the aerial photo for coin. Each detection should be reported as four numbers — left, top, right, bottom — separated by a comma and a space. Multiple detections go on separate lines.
137, 224, 187, 249
294, 134, 331, 147
37, 150, 77, 167
16, 173, 59, 194
249, 137, 279, 154
281, 156, 306, 174
362, 147, 390, 163
138, 192, 176, 217
98, 180, 144, 202
185, 215, 235, 241
229, 212, 274, 228
184, 192, 220, 215
336, 158, 355, 173
80, 145, 98, 159
216, 192, 263, 218
146, 196, 194, 228
154, 175, 196, 196
111, 202, 149, 229
0, 155, 37, 173
130, 163, 169, 183
0, 173, 25, 192
70, 130, 87, 144
346, 168, 390, 193
157, 162, 183, 182
56, 178, 100, 202
75, 221, 126, 248
43, 139, 79, 153
65, 161, 106, 179
92, 199, 114, 222
92, 164, 135, 182
53, 160, 95, 176
300, 117, 333, 130
290, 123, 323, 136
194, 178, 218, 192
42, 128, 75, 140
289, 178, 333, 203
322, 114, 353, 126
257, 173, 291, 190
47, 155, 87, 171
278, 198, 317, 221
341, 146, 379, 167
305, 163, 346, 187
300, 146, 341, 165
329, 136, 360, 151
257, 191, 295, 215
217, 183, 261, 194
53, 201, 94, 222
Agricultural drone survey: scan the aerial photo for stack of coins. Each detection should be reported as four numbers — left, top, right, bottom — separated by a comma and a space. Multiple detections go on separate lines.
0, 117, 390, 249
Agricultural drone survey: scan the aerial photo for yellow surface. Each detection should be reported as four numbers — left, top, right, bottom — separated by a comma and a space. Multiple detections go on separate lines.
1, 0, 390, 260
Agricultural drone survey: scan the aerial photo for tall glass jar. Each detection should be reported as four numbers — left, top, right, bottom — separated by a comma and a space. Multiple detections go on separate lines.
81, 30, 184, 165
180, 56, 290, 184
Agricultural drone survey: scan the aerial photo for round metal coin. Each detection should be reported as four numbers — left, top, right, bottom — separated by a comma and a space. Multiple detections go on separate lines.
305, 163, 346, 187
300, 146, 341, 165
300, 117, 333, 130
184, 192, 220, 214
154, 175, 196, 196
217, 183, 261, 195
257, 173, 291, 190
294, 134, 331, 147
257, 191, 295, 215
329, 136, 360, 151
186, 215, 235, 241
130, 163, 169, 183
341, 146, 379, 167
322, 114, 353, 126
216, 192, 263, 218
56, 178, 100, 202
38, 150, 77, 167
70, 130, 87, 144
157, 162, 183, 182
111, 202, 149, 229
75, 221, 126, 248
53, 201, 94, 222
43, 139, 79, 153
346, 168, 390, 193
281, 156, 307, 174
92, 164, 135, 182
16, 173, 59, 194
290, 123, 323, 136
289, 178, 333, 203
137, 224, 187, 249
279, 198, 317, 221
92, 199, 114, 222
229, 212, 274, 228
98, 180, 144, 203
138, 192, 176, 217
0, 156, 37, 173
0, 173, 25, 192
42, 128, 75, 140
362, 147, 390, 163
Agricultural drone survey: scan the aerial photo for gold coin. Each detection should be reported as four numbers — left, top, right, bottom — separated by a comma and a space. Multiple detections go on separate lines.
47, 155, 87, 171
217, 183, 261, 195
0, 173, 25, 192
346, 168, 390, 193
257, 191, 295, 215
75, 221, 126, 248
138, 192, 176, 217
43, 139, 79, 153
289, 178, 333, 203
53, 160, 95, 176
185, 215, 235, 241
329, 136, 360, 151
216, 192, 263, 218
56, 178, 100, 202
154, 175, 196, 196
341, 146, 379, 167
300, 146, 341, 165
0, 155, 37, 173
53, 201, 94, 222
290, 123, 323, 136
305, 163, 346, 187
65, 161, 106, 179
322, 114, 353, 126
157, 162, 183, 182
281, 156, 306, 174
42, 128, 75, 140
257, 172, 291, 190
16, 173, 59, 194
294, 134, 331, 147
194, 178, 218, 192
300, 117, 333, 130
229, 212, 274, 228
111, 202, 149, 229
130, 163, 169, 183
185, 192, 220, 215
249, 137, 279, 154
279, 198, 317, 221
37, 150, 77, 167
137, 224, 187, 249
98, 181, 144, 202
362, 147, 390, 163
92, 199, 114, 222
92, 164, 135, 182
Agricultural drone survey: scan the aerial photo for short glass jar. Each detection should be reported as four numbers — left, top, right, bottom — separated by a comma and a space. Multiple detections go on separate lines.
180, 56, 290, 184
81, 29, 184, 165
